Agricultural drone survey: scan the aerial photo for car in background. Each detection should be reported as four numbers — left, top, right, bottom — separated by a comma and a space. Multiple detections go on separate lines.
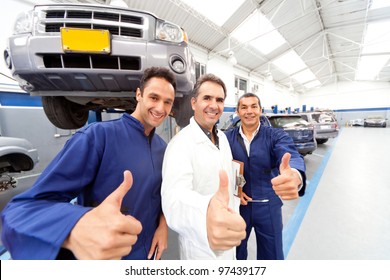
299, 112, 339, 144
0, 136, 38, 176
363, 115, 387, 127
348, 119, 364, 126
4, 3, 196, 129
1, 135, 39, 212
267, 114, 317, 156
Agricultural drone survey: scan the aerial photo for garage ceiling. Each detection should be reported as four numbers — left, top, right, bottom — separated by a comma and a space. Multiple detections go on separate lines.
53, 0, 390, 93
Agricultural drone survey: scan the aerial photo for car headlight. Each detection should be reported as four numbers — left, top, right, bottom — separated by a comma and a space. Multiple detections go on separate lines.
156, 20, 185, 43
13, 10, 34, 34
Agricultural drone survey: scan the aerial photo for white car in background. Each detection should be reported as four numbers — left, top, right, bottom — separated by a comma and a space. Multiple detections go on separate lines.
0, 136, 38, 176
348, 119, 364, 126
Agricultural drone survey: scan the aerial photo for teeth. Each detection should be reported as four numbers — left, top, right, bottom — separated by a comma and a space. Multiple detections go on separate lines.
151, 111, 164, 119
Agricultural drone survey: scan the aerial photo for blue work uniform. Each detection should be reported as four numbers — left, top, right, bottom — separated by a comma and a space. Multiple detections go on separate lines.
225, 125, 306, 260
1, 114, 166, 260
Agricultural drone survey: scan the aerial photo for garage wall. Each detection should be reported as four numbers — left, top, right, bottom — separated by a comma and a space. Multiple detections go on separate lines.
300, 81, 390, 125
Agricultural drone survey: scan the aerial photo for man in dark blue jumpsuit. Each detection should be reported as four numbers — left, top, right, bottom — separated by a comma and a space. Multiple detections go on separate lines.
1, 67, 176, 260
225, 93, 306, 260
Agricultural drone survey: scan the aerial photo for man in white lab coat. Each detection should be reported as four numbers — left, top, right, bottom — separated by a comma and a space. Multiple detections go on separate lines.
161, 74, 246, 259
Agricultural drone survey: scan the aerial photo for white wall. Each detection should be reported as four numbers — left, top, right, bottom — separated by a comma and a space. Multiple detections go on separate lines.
191, 45, 301, 112
300, 81, 390, 110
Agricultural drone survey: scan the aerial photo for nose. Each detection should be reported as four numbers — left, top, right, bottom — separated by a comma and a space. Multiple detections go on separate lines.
155, 100, 165, 112
209, 98, 218, 108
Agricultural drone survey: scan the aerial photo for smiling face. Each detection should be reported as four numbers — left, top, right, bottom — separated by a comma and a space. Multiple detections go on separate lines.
237, 96, 262, 129
132, 77, 175, 135
191, 81, 225, 132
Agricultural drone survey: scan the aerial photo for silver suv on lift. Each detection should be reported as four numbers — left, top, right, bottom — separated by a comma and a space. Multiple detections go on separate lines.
4, 2, 196, 129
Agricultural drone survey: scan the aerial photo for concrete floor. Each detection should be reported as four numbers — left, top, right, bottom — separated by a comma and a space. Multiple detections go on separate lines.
287, 127, 390, 260
2, 126, 390, 260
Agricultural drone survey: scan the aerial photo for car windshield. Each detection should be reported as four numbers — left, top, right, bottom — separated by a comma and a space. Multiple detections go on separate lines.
366, 115, 383, 120
269, 116, 308, 128
312, 113, 334, 123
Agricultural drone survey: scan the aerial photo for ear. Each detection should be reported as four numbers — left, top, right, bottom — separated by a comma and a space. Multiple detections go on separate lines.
191, 97, 196, 110
136, 88, 142, 102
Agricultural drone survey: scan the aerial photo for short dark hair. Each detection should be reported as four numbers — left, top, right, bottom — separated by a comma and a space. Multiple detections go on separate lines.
237, 93, 262, 111
139, 67, 177, 94
192, 73, 227, 99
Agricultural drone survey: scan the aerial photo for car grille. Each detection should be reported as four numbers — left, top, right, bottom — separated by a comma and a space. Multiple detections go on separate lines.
42, 54, 141, 70
38, 6, 145, 38
35, 5, 147, 70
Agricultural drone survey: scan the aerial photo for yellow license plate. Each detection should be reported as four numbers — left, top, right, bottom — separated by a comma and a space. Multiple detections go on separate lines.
61, 28, 111, 54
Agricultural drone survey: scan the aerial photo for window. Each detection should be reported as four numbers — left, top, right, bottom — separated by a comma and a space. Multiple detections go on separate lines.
234, 76, 247, 103
195, 62, 206, 80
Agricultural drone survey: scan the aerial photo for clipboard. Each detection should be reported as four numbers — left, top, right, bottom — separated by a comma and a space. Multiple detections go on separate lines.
232, 160, 246, 196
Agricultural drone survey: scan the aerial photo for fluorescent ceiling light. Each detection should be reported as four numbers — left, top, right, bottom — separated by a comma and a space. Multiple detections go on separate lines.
356, 20, 390, 80
356, 55, 390, 80
231, 10, 286, 55
272, 50, 307, 75
304, 80, 322, 89
180, 0, 245, 26
291, 69, 317, 84
370, 0, 390, 10
361, 22, 390, 54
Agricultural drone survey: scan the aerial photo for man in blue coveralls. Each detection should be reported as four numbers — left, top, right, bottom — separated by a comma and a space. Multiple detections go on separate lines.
225, 93, 306, 260
1, 67, 176, 260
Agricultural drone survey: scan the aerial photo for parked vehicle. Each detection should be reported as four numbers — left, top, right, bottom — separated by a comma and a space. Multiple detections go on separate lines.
300, 112, 339, 144
4, 3, 196, 129
0, 136, 38, 176
363, 115, 387, 127
0, 134, 38, 195
267, 114, 317, 156
348, 119, 364, 126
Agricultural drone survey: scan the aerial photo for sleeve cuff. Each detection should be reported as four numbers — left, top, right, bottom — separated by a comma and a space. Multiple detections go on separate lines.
291, 168, 303, 191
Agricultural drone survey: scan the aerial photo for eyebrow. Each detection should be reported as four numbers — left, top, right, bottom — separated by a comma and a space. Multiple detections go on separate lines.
150, 93, 174, 103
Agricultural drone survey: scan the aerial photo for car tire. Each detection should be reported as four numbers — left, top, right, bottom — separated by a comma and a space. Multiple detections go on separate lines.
42, 96, 89, 129
316, 139, 328, 144
171, 95, 193, 127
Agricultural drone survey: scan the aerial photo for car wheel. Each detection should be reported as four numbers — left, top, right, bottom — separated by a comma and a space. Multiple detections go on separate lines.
171, 95, 193, 127
42, 96, 89, 129
316, 139, 328, 144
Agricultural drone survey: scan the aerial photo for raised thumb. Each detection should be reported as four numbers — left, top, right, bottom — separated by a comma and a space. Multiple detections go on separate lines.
104, 170, 133, 207
280, 153, 291, 173
215, 170, 230, 207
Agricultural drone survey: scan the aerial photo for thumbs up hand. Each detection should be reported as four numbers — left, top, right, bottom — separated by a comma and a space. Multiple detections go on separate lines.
271, 153, 301, 200
206, 170, 246, 251
63, 170, 142, 259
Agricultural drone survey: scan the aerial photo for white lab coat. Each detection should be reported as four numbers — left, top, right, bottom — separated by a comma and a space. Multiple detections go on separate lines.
161, 117, 239, 260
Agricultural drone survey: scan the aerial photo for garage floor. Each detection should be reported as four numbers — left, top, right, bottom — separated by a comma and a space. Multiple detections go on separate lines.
1, 126, 390, 260
286, 126, 390, 260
